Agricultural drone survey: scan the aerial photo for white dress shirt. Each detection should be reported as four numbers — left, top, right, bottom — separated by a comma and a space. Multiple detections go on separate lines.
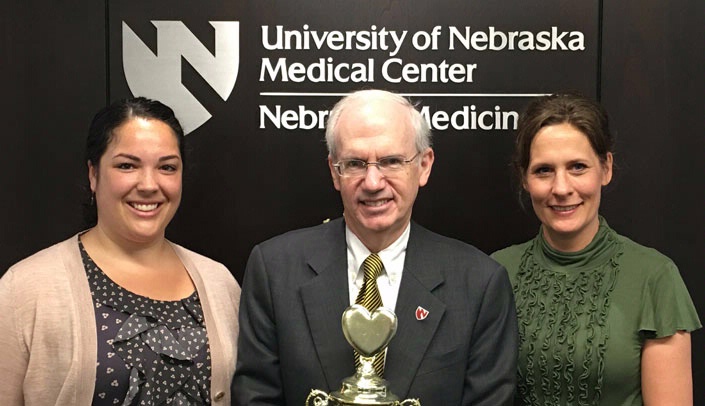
346, 223, 409, 312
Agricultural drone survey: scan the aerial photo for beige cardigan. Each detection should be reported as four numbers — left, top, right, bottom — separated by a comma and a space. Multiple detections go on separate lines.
0, 234, 240, 405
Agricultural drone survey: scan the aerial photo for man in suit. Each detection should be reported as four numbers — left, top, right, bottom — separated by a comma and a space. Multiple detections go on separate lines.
232, 89, 517, 405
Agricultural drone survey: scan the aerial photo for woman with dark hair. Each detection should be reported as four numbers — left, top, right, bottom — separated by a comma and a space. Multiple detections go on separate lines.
0, 97, 240, 405
492, 92, 700, 405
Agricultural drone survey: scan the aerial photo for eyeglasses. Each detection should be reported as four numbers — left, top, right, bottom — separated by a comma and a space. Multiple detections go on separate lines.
333, 152, 420, 177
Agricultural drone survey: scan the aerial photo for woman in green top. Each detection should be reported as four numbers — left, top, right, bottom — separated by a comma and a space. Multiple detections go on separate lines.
492, 93, 701, 405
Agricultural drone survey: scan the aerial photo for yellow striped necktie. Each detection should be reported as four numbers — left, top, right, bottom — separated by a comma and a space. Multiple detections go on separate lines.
354, 253, 385, 377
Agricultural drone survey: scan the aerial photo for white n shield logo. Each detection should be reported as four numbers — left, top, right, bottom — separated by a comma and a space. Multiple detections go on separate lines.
122, 21, 239, 134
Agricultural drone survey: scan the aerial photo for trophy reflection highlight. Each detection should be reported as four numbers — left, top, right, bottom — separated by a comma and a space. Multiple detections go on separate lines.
306, 304, 421, 406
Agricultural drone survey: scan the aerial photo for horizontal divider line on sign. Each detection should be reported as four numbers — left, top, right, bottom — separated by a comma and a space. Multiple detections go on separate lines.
259, 92, 551, 97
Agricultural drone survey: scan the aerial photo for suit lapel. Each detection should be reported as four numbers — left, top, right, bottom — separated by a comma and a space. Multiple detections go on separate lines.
300, 219, 355, 390
385, 223, 446, 398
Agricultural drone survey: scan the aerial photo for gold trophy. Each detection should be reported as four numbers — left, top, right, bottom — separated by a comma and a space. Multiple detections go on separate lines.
305, 304, 421, 405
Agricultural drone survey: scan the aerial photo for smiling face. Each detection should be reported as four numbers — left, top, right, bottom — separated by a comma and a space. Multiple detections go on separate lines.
328, 98, 433, 252
89, 117, 182, 246
524, 123, 613, 252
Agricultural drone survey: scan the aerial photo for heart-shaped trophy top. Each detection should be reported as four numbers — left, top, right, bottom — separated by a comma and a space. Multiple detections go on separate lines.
341, 304, 398, 357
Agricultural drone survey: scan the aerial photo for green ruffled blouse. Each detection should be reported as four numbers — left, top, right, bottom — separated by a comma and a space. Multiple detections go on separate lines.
492, 217, 701, 405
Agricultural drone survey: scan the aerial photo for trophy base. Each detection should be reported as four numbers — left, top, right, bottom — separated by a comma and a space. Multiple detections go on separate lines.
306, 369, 420, 405
328, 373, 400, 405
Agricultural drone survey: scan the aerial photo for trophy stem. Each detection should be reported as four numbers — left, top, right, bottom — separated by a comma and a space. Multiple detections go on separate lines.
358, 355, 377, 378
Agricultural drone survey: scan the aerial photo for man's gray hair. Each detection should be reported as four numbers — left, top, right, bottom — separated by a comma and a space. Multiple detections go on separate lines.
325, 89, 432, 158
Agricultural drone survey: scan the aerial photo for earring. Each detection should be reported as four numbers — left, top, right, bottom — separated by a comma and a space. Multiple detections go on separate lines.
90, 192, 95, 206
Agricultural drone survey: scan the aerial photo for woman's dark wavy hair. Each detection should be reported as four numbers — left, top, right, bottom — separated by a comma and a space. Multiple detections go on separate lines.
83, 97, 185, 227
512, 92, 615, 203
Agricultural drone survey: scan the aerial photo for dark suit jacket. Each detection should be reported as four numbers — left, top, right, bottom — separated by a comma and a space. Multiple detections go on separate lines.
232, 218, 517, 405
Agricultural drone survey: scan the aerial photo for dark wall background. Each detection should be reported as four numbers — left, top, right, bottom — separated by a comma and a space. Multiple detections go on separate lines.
2, 0, 702, 401
1, 2, 104, 267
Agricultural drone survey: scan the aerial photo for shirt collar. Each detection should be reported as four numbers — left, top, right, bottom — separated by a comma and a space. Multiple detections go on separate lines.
345, 223, 410, 285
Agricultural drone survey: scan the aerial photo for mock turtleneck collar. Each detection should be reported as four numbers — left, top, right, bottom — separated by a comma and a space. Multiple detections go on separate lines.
533, 216, 621, 273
